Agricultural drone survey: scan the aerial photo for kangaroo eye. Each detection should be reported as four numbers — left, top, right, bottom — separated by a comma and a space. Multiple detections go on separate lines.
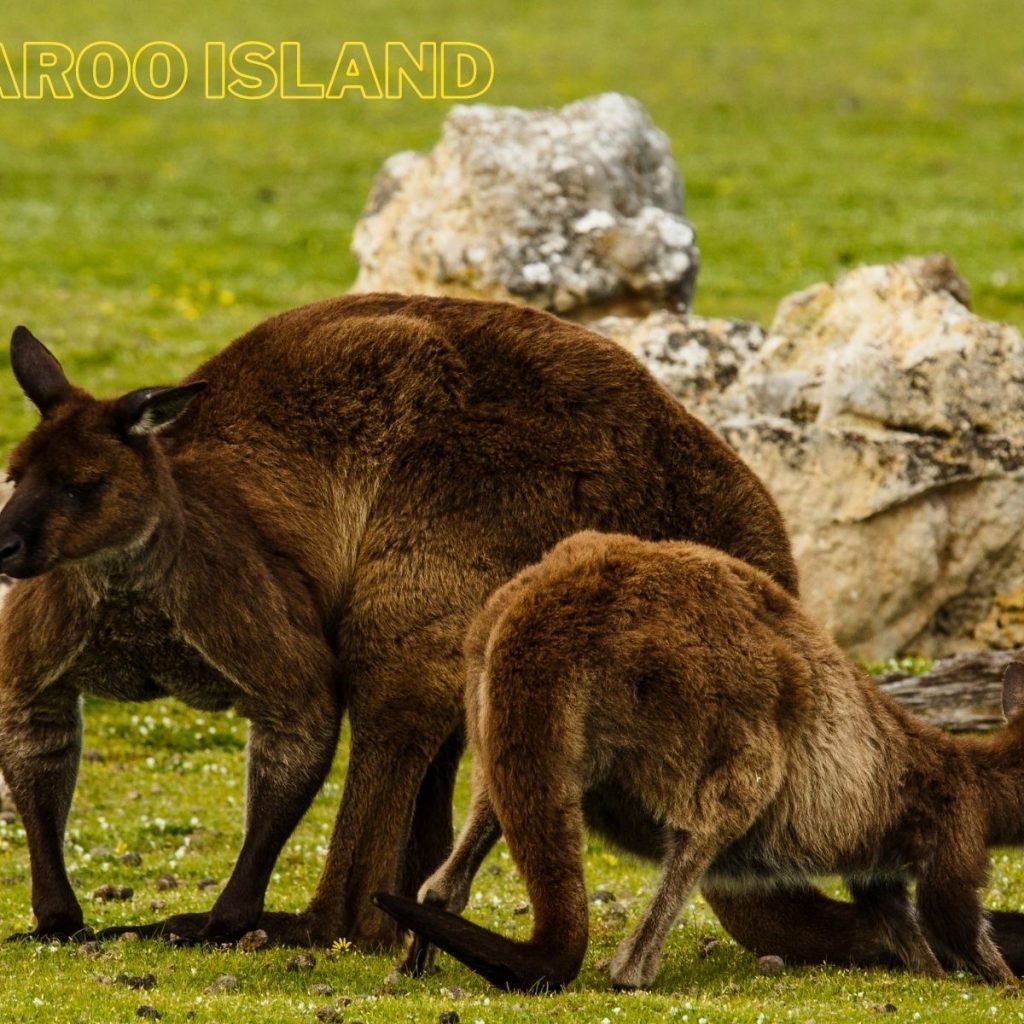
63, 477, 107, 502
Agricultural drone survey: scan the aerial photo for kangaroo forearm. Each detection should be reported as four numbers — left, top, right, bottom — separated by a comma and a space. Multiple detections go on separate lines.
0, 695, 82, 824
0, 700, 84, 934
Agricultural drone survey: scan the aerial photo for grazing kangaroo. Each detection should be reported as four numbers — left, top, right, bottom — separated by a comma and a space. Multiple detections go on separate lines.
375, 531, 1024, 991
0, 294, 802, 948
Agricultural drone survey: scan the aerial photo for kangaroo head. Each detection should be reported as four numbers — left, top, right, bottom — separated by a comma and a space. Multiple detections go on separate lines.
1002, 663, 1024, 723
0, 326, 206, 578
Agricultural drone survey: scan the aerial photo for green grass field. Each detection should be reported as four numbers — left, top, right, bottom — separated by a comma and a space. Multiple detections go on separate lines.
4, 698, 1024, 1024
1, 1, 1024, 1021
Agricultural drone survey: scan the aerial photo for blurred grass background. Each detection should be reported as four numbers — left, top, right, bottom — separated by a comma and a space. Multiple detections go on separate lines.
1, 3, 1024, 1020
0, 0, 1022, 452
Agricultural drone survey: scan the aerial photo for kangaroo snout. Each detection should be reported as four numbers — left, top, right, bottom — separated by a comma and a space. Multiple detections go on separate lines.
0, 533, 27, 578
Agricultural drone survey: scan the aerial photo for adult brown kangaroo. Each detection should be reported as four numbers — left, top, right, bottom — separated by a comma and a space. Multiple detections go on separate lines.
0, 294, 803, 949
376, 532, 1024, 991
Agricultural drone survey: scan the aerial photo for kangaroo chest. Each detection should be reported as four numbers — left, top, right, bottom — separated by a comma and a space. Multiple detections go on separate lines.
62, 596, 237, 711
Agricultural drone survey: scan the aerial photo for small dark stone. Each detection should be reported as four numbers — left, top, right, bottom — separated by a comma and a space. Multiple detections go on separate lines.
83, 748, 106, 763
287, 952, 316, 971
485, 865, 502, 876
136, 1007, 161, 1020
186, 1013, 197, 1021
698, 935, 721, 958
120, 851, 143, 867
197, 877, 219, 890
115, 973, 157, 990
440, 1012, 460, 1024
93, 884, 133, 902
315, 1008, 343, 1023
589, 890, 616, 904
149, 899, 166, 912
119, 931, 141, 943
237, 928, 269, 952
758, 954, 785, 976
155, 874, 178, 891
512, 901, 529, 915
78, 941, 104, 958
309, 983, 334, 997
205, 974, 239, 994
603, 901, 629, 921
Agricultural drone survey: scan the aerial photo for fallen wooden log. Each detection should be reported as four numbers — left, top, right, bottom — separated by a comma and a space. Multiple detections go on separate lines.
876, 647, 1024, 732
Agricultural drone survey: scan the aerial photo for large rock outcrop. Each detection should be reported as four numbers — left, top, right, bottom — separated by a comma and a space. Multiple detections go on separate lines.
352, 93, 699, 318
707, 255, 1024, 660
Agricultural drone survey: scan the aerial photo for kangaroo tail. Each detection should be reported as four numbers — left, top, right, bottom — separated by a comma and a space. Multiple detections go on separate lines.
373, 891, 580, 991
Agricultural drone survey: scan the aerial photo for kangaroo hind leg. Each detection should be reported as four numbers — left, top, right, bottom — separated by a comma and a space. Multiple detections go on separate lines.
845, 876, 944, 978
398, 760, 502, 977
607, 826, 718, 990
917, 860, 1016, 986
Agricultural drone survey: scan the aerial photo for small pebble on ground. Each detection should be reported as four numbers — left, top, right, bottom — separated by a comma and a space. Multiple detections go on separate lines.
286, 952, 316, 971
758, 954, 785, 976
237, 928, 269, 952
93, 884, 133, 902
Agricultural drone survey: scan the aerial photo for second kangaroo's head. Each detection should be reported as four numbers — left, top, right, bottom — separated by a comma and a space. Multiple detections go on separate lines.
0, 326, 206, 579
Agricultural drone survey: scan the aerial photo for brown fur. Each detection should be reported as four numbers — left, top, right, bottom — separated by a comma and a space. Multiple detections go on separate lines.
376, 532, 1024, 991
0, 295, 799, 947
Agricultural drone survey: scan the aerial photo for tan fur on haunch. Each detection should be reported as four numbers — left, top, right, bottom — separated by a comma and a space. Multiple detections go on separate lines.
377, 532, 1024, 991
0, 295, 799, 948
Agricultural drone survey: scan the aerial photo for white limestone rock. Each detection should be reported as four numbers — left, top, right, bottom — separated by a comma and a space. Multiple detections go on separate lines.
352, 93, 699, 318
712, 256, 1024, 659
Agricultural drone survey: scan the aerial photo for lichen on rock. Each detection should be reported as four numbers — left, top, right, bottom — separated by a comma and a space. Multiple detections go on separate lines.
590, 310, 764, 408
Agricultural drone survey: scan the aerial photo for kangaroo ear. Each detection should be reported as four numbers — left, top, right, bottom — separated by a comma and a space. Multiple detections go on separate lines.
1002, 663, 1024, 721
10, 326, 72, 415
114, 381, 207, 437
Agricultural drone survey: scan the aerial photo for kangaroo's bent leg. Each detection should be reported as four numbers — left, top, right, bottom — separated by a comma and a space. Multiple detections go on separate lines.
705, 875, 1024, 976
376, 739, 591, 990
477, 784, 590, 990
701, 882, 904, 967
0, 686, 85, 941
845, 876, 943, 977
917, 861, 1015, 986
